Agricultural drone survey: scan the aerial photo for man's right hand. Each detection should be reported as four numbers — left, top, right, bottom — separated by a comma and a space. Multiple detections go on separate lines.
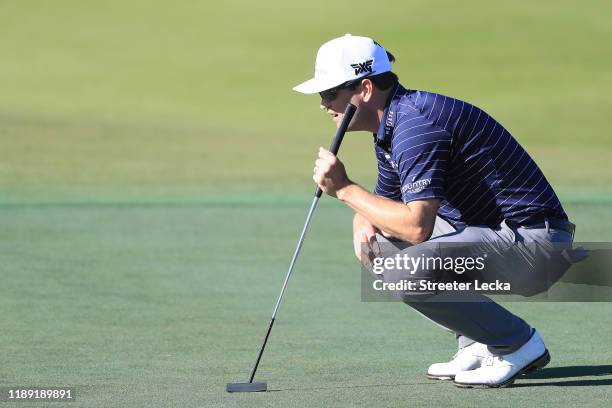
352, 212, 380, 268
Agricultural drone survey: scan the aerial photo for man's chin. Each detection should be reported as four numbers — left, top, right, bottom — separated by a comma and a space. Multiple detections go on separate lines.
332, 114, 358, 131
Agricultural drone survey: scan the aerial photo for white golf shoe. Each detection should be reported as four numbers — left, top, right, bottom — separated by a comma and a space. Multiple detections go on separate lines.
426, 342, 493, 380
453, 330, 551, 388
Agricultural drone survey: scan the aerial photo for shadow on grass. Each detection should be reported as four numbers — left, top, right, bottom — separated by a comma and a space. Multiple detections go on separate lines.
516, 365, 612, 387
515, 378, 612, 387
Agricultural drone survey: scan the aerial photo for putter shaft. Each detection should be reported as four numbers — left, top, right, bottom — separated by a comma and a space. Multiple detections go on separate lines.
240, 103, 356, 387
249, 195, 320, 382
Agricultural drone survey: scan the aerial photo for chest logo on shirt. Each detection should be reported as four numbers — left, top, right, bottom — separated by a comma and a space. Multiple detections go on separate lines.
401, 177, 432, 195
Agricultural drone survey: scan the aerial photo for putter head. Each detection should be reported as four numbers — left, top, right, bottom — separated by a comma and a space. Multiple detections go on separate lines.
226, 381, 267, 393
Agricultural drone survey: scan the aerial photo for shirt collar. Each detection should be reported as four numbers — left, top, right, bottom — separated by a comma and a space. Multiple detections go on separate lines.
374, 83, 405, 144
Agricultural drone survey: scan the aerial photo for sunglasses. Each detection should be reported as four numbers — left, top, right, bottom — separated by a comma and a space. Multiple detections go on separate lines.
319, 78, 363, 101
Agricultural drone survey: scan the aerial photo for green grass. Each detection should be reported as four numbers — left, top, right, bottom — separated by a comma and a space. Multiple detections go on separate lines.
0, 0, 611, 145
1, 203, 611, 407
1, 0, 611, 406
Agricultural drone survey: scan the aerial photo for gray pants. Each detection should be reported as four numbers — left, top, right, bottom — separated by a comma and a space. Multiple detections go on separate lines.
376, 216, 574, 354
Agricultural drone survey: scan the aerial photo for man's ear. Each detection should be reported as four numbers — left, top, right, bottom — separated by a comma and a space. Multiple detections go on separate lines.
361, 78, 374, 102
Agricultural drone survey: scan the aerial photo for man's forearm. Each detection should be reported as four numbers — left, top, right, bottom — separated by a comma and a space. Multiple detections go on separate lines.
338, 183, 433, 244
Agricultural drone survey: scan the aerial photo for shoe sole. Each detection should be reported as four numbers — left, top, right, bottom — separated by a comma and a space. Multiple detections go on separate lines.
426, 374, 454, 381
453, 349, 551, 389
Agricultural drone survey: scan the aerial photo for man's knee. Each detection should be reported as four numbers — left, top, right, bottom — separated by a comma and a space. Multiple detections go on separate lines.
380, 244, 443, 303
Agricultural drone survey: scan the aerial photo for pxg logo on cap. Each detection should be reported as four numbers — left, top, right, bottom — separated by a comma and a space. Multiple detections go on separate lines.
351, 59, 373, 76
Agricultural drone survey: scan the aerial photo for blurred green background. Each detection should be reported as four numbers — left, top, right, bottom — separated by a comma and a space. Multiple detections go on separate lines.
1, 1, 611, 407
1, 0, 611, 202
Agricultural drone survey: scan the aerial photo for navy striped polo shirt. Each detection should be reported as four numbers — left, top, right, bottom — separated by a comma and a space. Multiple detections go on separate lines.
373, 84, 567, 229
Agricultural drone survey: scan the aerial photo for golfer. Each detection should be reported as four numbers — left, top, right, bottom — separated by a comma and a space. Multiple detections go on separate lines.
294, 34, 577, 388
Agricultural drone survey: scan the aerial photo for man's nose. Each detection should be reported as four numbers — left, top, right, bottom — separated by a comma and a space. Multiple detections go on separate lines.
320, 98, 331, 110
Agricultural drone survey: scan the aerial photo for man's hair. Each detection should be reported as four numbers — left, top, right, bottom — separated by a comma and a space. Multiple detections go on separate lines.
346, 51, 399, 91
369, 71, 399, 91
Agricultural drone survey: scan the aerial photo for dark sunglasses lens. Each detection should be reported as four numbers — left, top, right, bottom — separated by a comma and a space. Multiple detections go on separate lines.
319, 88, 337, 101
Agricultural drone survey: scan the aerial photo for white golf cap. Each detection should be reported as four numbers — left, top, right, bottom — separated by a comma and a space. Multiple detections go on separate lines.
293, 34, 392, 94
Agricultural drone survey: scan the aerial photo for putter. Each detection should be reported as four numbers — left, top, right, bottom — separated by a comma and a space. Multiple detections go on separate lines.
226, 103, 357, 393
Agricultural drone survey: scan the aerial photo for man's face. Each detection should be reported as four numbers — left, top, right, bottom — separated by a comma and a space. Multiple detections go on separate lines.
319, 84, 363, 131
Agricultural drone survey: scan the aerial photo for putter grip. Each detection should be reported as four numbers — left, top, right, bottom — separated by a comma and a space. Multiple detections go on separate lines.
315, 103, 357, 198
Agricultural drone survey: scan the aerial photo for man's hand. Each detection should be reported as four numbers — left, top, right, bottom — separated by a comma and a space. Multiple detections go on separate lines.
313, 147, 352, 198
353, 212, 380, 268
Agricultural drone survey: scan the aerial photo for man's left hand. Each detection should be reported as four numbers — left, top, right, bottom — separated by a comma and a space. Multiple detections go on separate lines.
313, 147, 352, 198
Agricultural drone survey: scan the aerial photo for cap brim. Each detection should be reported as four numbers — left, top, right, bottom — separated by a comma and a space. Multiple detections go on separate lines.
293, 77, 342, 94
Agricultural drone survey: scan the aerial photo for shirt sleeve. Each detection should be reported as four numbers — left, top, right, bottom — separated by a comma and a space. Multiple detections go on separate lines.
391, 115, 451, 203
373, 146, 402, 200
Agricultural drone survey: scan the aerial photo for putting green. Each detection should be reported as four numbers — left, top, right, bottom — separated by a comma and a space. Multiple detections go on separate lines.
1, 202, 611, 407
